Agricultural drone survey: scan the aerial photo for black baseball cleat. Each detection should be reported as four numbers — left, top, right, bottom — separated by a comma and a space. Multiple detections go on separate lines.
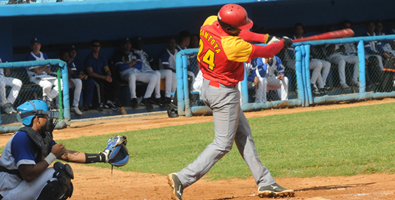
168, 173, 183, 200
97, 103, 104, 111
258, 183, 295, 198
130, 98, 138, 109
104, 102, 118, 111
165, 97, 172, 105
141, 98, 153, 110
153, 98, 166, 107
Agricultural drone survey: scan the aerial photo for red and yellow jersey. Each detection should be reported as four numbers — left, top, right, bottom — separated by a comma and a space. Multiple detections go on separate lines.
197, 16, 254, 86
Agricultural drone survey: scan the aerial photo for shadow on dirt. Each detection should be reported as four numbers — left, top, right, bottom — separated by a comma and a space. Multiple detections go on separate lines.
296, 182, 375, 192
211, 182, 376, 199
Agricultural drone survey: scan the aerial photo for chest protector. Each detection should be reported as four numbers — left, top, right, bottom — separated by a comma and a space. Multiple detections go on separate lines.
19, 127, 53, 161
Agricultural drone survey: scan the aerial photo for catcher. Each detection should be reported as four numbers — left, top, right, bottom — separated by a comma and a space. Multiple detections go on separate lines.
0, 100, 129, 200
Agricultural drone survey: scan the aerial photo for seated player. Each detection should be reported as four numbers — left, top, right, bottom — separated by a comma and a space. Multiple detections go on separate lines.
0, 57, 22, 115
114, 38, 161, 109
132, 37, 175, 104
85, 39, 121, 111
26, 38, 62, 108
253, 56, 289, 103
59, 49, 83, 116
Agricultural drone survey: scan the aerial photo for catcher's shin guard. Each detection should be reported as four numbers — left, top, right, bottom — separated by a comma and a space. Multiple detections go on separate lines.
36, 162, 74, 200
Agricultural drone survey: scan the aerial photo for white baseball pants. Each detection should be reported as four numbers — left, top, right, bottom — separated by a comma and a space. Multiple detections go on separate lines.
255, 76, 288, 103
0, 76, 22, 106
311, 59, 331, 88
146, 69, 177, 98
121, 71, 159, 99
70, 78, 82, 107
30, 78, 63, 101
329, 53, 359, 84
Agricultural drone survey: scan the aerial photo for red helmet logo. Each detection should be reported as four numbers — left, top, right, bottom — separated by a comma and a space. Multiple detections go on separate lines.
217, 4, 253, 30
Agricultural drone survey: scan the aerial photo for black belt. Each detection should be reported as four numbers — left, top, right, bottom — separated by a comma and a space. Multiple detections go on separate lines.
0, 194, 3, 200
0, 166, 23, 180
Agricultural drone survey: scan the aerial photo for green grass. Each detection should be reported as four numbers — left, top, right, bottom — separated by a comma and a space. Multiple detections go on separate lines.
4, 102, 395, 181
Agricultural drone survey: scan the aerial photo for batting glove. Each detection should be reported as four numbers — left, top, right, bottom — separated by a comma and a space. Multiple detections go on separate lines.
267, 35, 280, 44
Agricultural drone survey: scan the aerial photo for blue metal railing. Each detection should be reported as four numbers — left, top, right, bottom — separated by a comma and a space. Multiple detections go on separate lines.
176, 34, 395, 116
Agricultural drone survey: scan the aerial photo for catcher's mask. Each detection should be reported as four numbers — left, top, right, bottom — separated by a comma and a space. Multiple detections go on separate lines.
18, 100, 60, 133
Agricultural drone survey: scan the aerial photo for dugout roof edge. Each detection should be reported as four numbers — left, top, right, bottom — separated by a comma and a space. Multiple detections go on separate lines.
0, 0, 258, 17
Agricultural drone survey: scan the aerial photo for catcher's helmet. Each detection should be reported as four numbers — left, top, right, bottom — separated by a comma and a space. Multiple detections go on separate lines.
217, 4, 253, 30
17, 100, 58, 126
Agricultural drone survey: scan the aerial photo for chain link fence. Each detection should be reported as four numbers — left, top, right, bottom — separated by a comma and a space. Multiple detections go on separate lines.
0, 60, 69, 132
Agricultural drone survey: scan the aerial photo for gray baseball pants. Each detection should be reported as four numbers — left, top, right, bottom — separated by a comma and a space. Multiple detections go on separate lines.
177, 79, 276, 188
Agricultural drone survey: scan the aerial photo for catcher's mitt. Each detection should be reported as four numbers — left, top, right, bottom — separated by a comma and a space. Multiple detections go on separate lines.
101, 135, 129, 167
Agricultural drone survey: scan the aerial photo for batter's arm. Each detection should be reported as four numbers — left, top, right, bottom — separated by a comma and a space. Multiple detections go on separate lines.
250, 40, 285, 59
239, 30, 271, 44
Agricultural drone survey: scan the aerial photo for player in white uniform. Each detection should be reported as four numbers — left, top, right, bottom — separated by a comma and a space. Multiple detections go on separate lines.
114, 38, 161, 109
364, 22, 384, 70
290, 23, 331, 95
253, 56, 288, 103
59, 50, 83, 115
26, 38, 62, 107
161, 38, 178, 95
132, 37, 175, 104
0, 100, 111, 200
176, 32, 199, 86
376, 21, 395, 56
0, 58, 22, 115
326, 43, 359, 89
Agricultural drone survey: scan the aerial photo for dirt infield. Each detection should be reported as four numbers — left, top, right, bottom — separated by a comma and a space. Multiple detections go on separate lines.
2, 98, 395, 199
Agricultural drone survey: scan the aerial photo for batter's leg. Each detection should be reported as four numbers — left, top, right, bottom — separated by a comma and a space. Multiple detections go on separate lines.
177, 80, 240, 188
234, 110, 276, 187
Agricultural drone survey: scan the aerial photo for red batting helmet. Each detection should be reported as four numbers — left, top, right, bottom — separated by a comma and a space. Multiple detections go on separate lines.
217, 4, 253, 30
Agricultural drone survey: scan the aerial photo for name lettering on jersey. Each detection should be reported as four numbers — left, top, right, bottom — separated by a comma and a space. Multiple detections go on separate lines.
200, 29, 221, 54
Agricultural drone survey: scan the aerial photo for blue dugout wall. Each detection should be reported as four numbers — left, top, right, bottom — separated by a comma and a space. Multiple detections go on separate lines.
0, 0, 394, 66
176, 34, 395, 117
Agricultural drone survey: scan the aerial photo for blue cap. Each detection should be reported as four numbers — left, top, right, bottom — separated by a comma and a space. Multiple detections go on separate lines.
122, 37, 131, 44
30, 38, 41, 45
132, 36, 143, 44
69, 45, 77, 51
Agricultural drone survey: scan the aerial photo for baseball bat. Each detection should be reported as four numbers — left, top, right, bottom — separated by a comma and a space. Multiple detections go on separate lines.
293, 28, 354, 43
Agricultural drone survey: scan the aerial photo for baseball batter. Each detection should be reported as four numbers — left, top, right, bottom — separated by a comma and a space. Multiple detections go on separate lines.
168, 4, 294, 199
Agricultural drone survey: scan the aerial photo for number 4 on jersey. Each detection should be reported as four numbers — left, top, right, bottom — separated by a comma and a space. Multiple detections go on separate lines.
197, 40, 216, 71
